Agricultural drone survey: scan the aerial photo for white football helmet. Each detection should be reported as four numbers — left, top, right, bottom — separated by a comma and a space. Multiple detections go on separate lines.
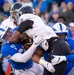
0, 25, 13, 42
0, 25, 8, 38
52, 22, 68, 34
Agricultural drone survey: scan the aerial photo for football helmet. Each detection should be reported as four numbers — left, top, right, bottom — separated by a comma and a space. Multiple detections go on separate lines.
10, 2, 22, 21
0, 25, 13, 42
18, 6, 33, 16
52, 22, 68, 39
53, 22, 68, 34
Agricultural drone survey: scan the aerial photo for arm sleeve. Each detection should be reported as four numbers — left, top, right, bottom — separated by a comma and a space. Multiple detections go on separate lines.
17, 20, 34, 34
66, 53, 74, 62
10, 44, 37, 62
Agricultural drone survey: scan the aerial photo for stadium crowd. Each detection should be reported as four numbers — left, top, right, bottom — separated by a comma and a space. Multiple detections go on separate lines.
0, 0, 74, 75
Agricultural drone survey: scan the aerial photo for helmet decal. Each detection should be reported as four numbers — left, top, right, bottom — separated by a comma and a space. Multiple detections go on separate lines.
59, 23, 63, 31
53, 22, 68, 34
0, 28, 5, 31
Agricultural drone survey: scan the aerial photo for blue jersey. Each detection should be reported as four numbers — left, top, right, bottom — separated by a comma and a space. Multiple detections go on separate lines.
64, 38, 74, 75
64, 53, 74, 75
1, 43, 33, 70
66, 37, 74, 50
67, 29, 72, 38
39, 37, 74, 75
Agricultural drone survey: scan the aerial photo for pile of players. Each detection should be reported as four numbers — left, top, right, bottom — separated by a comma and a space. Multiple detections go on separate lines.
0, 2, 74, 75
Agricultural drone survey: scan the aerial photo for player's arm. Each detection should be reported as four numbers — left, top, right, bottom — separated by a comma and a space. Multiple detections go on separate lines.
31, 47, 43, 63
9, 35, 43, 62
22, 43, 43, 63
18, 34, 44, 63
9, 20, 34, 43
65, 53, 74, 62
23, 44, 55, 73
10, 38, 55, 73
51, 53, 74, 65
31, 47, 55, 73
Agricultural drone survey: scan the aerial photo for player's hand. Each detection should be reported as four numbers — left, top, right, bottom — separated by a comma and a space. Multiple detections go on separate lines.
51, 55, 66, 65
40, 39, 49, 51
44, 61, 55, 73
33, 35, 44, 47
39, 58, 55, 73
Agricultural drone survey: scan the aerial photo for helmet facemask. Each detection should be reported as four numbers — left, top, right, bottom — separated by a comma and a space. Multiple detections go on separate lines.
57, 33, 67, 39
10, 9, 20, 24
1, 28, 13, 43
10, 2, 22, 24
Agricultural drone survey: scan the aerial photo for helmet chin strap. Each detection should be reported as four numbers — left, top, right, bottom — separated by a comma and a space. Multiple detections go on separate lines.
11, 15, 18, 26
13, 19, 18, 26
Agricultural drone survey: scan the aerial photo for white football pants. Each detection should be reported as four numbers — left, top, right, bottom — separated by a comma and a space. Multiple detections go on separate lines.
14, 63, 44, 75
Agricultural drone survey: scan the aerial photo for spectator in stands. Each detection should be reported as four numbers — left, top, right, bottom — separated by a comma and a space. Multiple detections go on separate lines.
2, 1, 10, 16
65, 0, 74, 4
31, 0, 39, 8
39, 0, 47, 14
57, 16, 72, 38
22, 0, 33, 7
49, 1, 59, 18
0, 0, 4, 13
59, 1, 74, 25
46, 0, 54, 12
5, 0, 14, 6
15, 0, 22, 2
2, 13, 9, 21
35, 6, 41, 17
48, 11, 59, 27
67, 2, 74, 12
69, 22, 74, 39
57, 16, 66, 24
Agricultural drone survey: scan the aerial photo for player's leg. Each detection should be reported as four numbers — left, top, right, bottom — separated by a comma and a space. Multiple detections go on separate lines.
43, 37, 70, 75
14, 62, 43, 75
28, 62, 44, 75
14, 69, 35, 75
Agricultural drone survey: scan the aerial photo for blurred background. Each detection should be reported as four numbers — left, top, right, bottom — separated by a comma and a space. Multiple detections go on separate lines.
0, 0, 74, 26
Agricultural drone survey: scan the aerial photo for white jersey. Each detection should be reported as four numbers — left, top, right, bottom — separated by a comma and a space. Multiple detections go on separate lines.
1, 17, 17, 29
19, 14, 57, 39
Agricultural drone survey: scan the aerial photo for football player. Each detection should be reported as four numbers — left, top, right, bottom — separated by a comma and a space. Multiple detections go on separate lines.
51, 22, 74, 75
8, 6, 70, 75
0, 26, 55, 75
1, 2, 22, 29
